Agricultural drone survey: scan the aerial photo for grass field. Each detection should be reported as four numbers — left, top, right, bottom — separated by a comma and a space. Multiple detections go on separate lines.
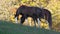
0, 20, 60, 34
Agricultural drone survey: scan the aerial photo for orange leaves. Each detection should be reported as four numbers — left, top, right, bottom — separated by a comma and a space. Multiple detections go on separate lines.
10, 8, 17, 15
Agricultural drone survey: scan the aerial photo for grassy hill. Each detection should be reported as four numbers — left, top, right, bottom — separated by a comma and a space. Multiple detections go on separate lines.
0, 20, 60, 34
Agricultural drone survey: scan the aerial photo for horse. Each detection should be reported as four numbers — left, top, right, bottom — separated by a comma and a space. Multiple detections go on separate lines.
14, 5, 52, 29
15, 5, 42, 24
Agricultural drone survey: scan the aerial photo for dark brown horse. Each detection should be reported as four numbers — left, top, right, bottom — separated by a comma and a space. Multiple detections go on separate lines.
14, 5, 52, 29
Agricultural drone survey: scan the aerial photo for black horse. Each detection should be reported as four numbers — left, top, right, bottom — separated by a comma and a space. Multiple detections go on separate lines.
14, 5, 52, 29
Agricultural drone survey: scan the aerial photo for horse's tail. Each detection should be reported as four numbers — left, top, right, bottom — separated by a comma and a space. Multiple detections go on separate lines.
46, 11, 52, 28
48, 12, 52, 26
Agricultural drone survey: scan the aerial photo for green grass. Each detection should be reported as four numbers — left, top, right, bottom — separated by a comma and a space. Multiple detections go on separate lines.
0, 20, 60, 34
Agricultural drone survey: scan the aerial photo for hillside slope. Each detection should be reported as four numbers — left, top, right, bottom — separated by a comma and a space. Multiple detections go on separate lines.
0, 20, 60, 34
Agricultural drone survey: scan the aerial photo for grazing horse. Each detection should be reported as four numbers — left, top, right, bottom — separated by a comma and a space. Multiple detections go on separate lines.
14, 5, 52, 29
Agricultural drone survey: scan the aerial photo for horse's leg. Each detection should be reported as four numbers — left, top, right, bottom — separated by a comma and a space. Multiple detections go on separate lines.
33, 18, 37, 27
20, 15, 25, 24
24, 15, 28, 25
32, 16, 37, 27
20, 15, 28, 25
37, 18, 41, 27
